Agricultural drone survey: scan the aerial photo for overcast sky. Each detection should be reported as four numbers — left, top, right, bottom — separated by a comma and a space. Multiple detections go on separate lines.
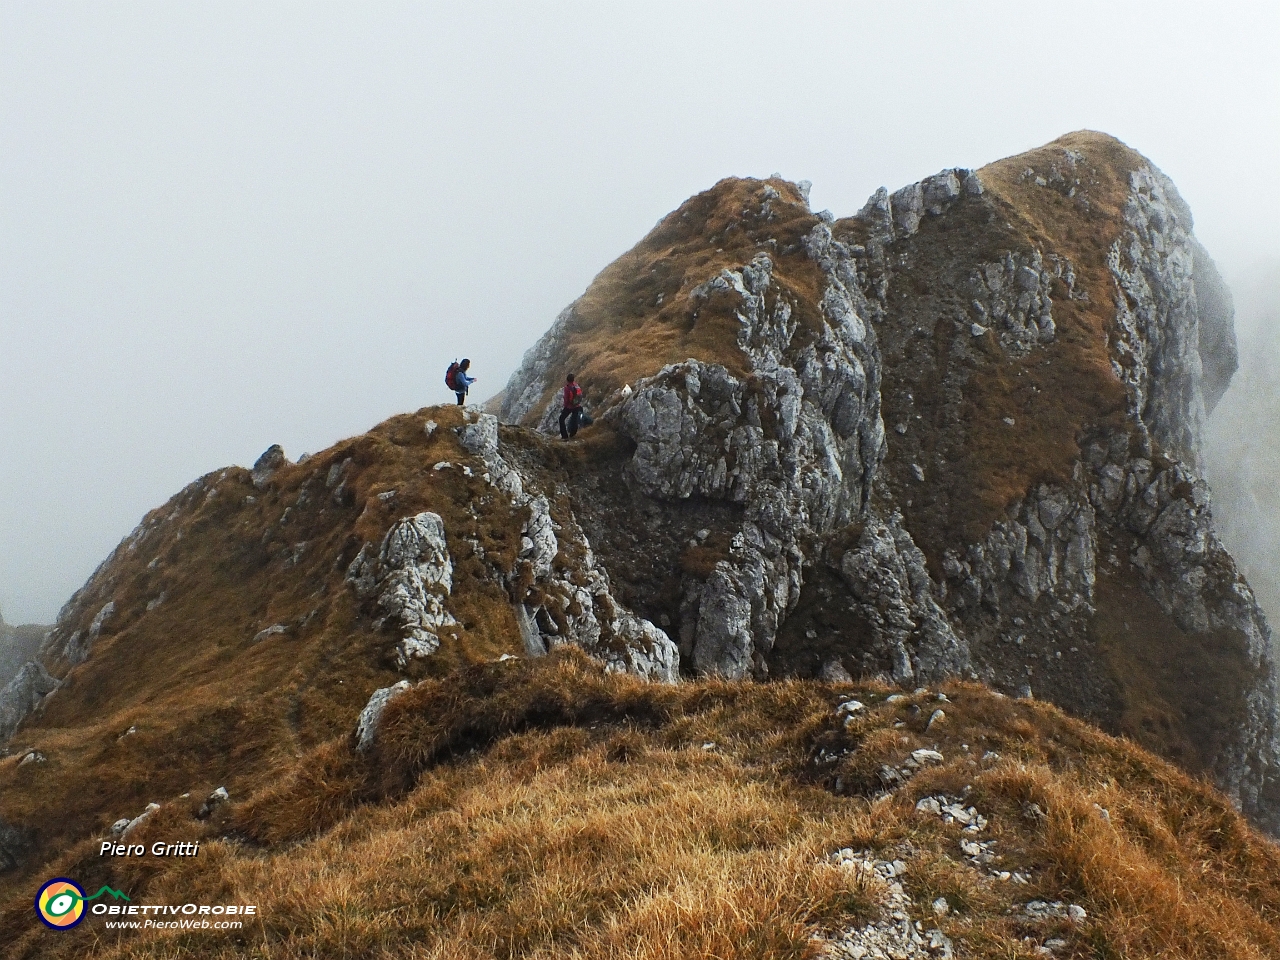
2, 1, 1278, 624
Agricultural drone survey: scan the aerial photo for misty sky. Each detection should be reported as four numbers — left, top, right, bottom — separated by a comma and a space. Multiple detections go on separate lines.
2, 2, 1279, 624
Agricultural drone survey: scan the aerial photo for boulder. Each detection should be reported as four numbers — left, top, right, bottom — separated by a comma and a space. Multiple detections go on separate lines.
0, 661, 59, 744
251, 444, 289, 489
354, 681, 412, 753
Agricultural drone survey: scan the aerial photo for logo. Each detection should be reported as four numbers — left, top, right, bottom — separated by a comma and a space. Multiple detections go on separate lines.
35, 878, 130, 930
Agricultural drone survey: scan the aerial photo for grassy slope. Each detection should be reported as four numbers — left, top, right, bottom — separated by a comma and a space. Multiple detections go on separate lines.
0, 405, 535, 905
510, 177, 827, 423
4, 650, 1279, 959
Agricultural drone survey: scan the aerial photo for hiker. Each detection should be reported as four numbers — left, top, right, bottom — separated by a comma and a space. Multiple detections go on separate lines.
559, 373, 584, 440
446, 358, 477, 405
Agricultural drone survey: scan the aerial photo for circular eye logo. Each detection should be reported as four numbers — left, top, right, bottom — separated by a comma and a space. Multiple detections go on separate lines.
36, 878, 86, 929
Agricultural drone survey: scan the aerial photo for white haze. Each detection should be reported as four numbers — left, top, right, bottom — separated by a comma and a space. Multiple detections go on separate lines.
1205, 259, 1280, 626
1, 1, 1279, 624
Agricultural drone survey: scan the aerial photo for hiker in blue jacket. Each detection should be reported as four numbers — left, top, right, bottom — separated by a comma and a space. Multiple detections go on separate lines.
447, 358, 477, 405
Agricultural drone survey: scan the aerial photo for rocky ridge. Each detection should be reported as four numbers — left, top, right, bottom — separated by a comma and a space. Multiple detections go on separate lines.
0, 130, 1275, 851
494, 132, 1279, 832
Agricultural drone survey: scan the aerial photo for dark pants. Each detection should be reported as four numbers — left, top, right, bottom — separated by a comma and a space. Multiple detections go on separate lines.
559, 406, 581, 439
455, 391, 467, 406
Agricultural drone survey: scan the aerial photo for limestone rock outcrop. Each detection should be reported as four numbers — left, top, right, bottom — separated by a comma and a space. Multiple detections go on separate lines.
347, 512, 458, 668
0, 614, 47, 691
252, 444, 289, 490
496, 132, 1280, 832
354, 680, 412, 753
0, 661, 59, 743
453, 411, 680, 681
840, 514, 969, 684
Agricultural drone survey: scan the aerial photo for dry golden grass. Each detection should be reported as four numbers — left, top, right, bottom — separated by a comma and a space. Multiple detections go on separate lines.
0, 404, 532, 899
511, 176, 830, 424
4, 651, 1280, 959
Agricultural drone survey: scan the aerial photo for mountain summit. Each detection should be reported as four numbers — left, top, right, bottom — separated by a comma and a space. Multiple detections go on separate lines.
497, 130, 1272, 828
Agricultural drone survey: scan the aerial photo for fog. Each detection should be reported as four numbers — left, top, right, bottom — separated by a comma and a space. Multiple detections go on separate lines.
1205, 259, 1280, 626
2, 2, 1279, 624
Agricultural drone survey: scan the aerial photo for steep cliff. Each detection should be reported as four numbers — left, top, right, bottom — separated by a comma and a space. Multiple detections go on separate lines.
497, 132, 1278, 831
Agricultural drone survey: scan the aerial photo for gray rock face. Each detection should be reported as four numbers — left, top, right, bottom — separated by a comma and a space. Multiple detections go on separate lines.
888, 169, 972, 237
509, 493, 679, 683
354, 680, 413, 753
687, 564, 758, 678
607, 614, 681, 681
346, 512, 457, 668
613, 240, 890, 678
495, 188, 971, 682
338, 418, 680, 683
61, 600, 115, 666
1083, 430, 1279, 826
967, 250, 1076, 352
499, 305, 577, 430
1033, 163, 1276, 825
1108, 166, 1218, 472
251, 444, 289, 489
840, 514, 969, 684
865, 156, 1275, 827
892, 160, 1275, 829
0, 618, 47, 691
945, 481, 1097, 616
0, 661, 59, 743
492, 144, 1280, 831
458, 413, 529, 500
460, 413, 680, 682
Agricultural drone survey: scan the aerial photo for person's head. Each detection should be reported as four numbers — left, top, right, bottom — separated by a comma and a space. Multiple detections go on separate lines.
460, 359, 471, 371
566, 373, 576, 383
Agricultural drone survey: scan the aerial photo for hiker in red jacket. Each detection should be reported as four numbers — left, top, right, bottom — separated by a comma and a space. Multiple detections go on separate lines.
559, 374, 584, 440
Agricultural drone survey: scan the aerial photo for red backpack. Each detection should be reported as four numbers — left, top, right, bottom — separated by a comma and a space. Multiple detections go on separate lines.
445, 361, 461, 391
